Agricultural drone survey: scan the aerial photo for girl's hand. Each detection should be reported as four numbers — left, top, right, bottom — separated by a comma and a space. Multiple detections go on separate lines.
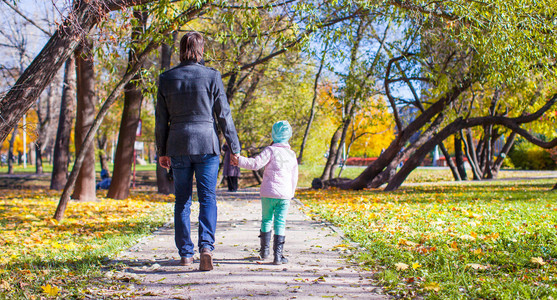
230, 154, 240, 166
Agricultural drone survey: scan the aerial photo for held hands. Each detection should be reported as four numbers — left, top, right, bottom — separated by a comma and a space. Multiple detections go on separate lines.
230, 153, 240, 166
159, 156, 171, 169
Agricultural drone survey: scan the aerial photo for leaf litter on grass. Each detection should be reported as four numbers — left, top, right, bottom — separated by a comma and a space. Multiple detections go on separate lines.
0, 189, 174, 299
298, 180, 557, 298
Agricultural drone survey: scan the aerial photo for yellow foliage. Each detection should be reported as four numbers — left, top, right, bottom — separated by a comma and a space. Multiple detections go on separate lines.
424, 282, 441, 292
347, 97, 395, 158
316, 85, 395, 158
395, 262, 409, 271
531, 257, 546, 266
41, 284, 60, 297
467, 263, 489, 270
0, 189, 173, 265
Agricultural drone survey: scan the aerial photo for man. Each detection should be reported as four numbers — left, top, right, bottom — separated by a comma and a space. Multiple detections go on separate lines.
156, 31, 240, 271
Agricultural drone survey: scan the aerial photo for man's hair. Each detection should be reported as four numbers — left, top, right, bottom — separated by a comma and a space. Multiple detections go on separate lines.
180, 31, 204, 63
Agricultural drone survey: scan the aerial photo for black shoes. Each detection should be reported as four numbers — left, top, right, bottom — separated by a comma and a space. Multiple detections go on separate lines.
259, 231, 272, 260
272, 235, 288, 265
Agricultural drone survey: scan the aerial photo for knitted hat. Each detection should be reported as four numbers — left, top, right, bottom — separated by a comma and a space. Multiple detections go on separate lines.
272, 120, 292, 143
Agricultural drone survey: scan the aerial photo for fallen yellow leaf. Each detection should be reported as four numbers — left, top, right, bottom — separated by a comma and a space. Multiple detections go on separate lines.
531, 257, 546, 266
412, 263, 421, 270
467, 263, 489, 270
41, 284, 60, 297
395, 262, 409, 271
424, 282, 441, 292
459, 234, 476, 241
0, 280, 11, 291
398, 238, 418, 247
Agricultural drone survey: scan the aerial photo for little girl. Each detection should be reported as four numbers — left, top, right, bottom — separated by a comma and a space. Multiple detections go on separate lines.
236, 120, 298, 265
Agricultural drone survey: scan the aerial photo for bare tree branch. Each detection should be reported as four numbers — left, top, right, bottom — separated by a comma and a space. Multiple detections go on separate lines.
1, 0, 52, 37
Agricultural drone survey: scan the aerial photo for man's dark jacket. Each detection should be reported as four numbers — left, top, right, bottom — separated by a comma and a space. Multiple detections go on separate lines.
155, 61, 240, 157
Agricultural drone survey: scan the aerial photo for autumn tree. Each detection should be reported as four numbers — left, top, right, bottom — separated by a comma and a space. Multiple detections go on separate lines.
51, 57, 76, 190
155, 33, 176, 195
107, 10, 148, 199
316, 0, 557, 191
72, 39, 97, 201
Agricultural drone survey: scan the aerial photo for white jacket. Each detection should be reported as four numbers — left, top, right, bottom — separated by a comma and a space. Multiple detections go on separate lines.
238, 143, 298, 199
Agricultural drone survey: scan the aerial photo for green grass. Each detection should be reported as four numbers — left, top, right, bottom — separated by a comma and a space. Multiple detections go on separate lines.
298, 180, 557, 298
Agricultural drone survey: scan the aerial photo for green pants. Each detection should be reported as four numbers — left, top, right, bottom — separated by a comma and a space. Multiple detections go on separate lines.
261, 197, 290, 235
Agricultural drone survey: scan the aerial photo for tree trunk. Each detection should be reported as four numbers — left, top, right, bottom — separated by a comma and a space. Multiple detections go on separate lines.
384, 94, 557, 191
7, 126, 17, 174
483, 126, 494, 179
97, 134, 110, 172
54, 2, 210, 221
462, 128, 482, 180
238, 68, 266, 114
439, 142, 460, 180
298, 44, 327, 164
338, 129, 358, 178
35, 141, 43, 174
51, 57, 76, 190
0, 0, 163, 145
155, 31, 176, 195
72, 40, 96, 201
320, 126, 342, 181
345, 79, 472, 190
253, 169, 263, 184
330, 103, 355, 179
369, 112, 446, 188
454, 134, 468, 180
491, 131, 516, 177
107, 10, 147, 200
385, 119, 467, 191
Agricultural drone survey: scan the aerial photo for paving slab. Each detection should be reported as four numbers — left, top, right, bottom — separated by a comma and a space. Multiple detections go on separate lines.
106, 188, 387, 300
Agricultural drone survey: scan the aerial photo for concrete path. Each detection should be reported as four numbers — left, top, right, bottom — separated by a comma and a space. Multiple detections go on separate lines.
104, 188, 387, 300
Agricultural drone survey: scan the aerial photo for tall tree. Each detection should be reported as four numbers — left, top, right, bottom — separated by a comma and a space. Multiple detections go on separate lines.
320, 15, 387, 180
453, 134, 468, 180
54, 1, 212, 221
0, 0, 164, 145
72, 39, 96, 201
385, 95, 557, 191
34, 79, 60, 174
51, 57, 76, 190
107, 10, 147, 199
298, 40, 327, 164
155, 32, 176, 195
6, 126, 17, 174
96, 133, 110, 172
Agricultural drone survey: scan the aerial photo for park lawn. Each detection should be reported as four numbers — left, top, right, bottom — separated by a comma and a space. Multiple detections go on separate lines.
297, 180, 557, 299
0, 189, 173, 299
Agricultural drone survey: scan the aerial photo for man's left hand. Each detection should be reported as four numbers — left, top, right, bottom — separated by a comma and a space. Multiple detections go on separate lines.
159, 156, 171, 169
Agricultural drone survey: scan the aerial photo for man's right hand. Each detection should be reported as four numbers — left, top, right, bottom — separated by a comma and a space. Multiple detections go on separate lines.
159, 156, 171, 169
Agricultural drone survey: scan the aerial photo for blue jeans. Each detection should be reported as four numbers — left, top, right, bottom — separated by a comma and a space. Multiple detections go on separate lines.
171, 154, 219, 258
